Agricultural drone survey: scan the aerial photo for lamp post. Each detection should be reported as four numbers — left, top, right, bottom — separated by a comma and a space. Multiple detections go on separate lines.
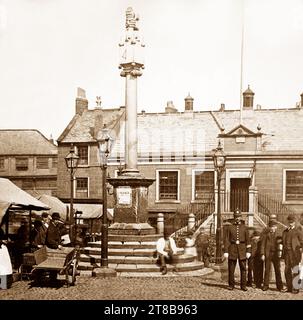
65, 144, 79, 244
213, 140, 226, 264
97, 124, 113, 269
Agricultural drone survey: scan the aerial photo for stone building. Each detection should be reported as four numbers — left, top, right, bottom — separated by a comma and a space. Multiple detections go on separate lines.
0, 129, 58, 197
56, 86, 303, 226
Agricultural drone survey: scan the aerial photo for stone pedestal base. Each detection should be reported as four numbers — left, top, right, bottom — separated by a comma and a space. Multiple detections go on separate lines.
92, 267, 117, 278
109, 222, 155, 235
108, 175, 155, 224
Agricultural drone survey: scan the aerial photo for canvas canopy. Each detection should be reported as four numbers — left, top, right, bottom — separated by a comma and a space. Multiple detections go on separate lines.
0, 178, 49, 225
36, 194, 68, 221
73, 203, 114, 220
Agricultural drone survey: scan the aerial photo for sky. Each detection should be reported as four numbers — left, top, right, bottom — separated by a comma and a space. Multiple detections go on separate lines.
0, 0, 303, 140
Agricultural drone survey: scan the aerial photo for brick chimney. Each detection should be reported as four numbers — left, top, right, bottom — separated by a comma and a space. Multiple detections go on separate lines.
76, 87, 88, 115
165, 101, 178, 113
301, 92, 303, 107
243, 85, 254, 109
185, 93, 194, 111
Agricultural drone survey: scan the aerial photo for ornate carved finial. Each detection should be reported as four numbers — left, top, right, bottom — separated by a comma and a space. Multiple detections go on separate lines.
96, 96, 102, 107
126, 7, 139, 31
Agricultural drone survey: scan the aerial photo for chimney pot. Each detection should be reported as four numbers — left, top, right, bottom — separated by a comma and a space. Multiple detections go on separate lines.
95, 96, 102, 109
165, 101, 177, 113
184, 93, 194, 111
243, 85, 254, 109
220, 103, 225, 111
76, 87, 88, 115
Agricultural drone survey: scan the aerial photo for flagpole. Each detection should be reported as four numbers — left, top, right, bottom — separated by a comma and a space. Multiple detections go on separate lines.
240, 1, 245, 125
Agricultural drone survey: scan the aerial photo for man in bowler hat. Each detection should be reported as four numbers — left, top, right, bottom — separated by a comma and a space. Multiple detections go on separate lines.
260, 219, 286, 292
282, 214, 303, 293
223, 208, 251, 291
45, 212, 63, 250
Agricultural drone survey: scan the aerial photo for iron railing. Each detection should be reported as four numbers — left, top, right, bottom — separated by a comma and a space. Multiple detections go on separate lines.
167, 195, 215, 243
258, 193, 295, 225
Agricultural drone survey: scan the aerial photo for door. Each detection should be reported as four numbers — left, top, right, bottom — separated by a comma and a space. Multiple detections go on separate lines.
230, 178, 250, 212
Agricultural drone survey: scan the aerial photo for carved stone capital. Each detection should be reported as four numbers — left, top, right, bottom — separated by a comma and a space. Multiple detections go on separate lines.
119, 63, 144, 78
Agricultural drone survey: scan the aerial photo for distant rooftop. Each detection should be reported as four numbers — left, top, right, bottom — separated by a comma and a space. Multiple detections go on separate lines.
0, 129, 57, 155
57, 105, 303, 154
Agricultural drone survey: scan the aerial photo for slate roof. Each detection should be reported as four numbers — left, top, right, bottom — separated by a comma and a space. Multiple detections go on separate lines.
58, 106, 303, 155
57, 108, 125, 144
0, 129, 57, 155
214, 108, 303, 151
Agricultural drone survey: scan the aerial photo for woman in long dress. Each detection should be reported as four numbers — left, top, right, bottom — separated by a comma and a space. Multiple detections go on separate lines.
0, 228, 13, 289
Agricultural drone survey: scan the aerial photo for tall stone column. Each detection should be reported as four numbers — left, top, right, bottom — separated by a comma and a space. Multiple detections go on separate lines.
108, 7, 154, 234
121, 67, 141, 175
119, 7, 144, 176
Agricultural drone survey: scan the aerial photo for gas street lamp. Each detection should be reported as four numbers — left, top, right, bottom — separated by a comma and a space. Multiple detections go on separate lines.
97, 124, 114, 270
65, 144, 79, 244
213, 140, 226, 264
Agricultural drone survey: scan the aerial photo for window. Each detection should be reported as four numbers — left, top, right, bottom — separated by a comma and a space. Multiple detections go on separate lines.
76, 177, 88, 198
0, 158, 4, 170
77, 146, 88, 166
193, 170, 215, 201
36, 157, 49, 169
52, 157, 58, 168
36, 179, 57, 189
16, 157, 28, 171
285, 170, 303, 201
157, 170, 179, 201
22, 179, 34, 189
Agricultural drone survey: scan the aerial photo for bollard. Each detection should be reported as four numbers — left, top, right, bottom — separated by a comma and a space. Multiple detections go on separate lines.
157, 213, 164, 235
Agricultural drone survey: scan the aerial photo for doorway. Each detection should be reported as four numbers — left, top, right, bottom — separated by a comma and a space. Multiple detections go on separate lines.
230, 178, 250, 212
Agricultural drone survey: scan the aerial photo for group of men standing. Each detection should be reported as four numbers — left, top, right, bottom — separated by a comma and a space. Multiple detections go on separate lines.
31, 212, 68, 250
224, 209, 303, 294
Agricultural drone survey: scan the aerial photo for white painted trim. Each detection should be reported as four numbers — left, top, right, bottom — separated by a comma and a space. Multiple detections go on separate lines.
256, 160, 303, 164
156, 169, 180, 202
225, 168, 253, 212
114, 169, 119, 178
191, 168, 215, 202
76, 145, 90, 167
225, 169, 253, 192
107, 160, 303, 166
75, 176, 89, 198
282, 169, 303, 203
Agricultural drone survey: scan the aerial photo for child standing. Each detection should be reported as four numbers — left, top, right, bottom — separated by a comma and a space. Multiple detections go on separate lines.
247, 230, 263, 288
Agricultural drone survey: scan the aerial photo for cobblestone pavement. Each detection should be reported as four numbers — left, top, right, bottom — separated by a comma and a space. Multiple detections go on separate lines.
0, 267, 303, 300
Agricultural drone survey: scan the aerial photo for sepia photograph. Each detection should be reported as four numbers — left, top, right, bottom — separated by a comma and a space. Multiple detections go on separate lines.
0, 0, 303, 309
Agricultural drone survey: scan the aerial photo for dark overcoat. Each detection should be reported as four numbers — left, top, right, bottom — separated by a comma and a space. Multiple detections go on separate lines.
260, 230, 282, 257
282, 227, 303, 264
224, 223, 251, 260
45, 221, 61, 249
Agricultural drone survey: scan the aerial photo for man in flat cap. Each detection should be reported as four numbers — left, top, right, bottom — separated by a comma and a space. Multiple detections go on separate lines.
260, 219, 286, 292
223, 208, 251, 291
282, 214, 303, 293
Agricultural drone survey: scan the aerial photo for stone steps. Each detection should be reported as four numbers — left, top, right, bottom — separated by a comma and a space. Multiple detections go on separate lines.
107, 234, 162, 242
87, 241, 157, 249
79, 231, 203, 274
80, 253, 195, 264
79, 261, 204, 273
82, 246, 176, 257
